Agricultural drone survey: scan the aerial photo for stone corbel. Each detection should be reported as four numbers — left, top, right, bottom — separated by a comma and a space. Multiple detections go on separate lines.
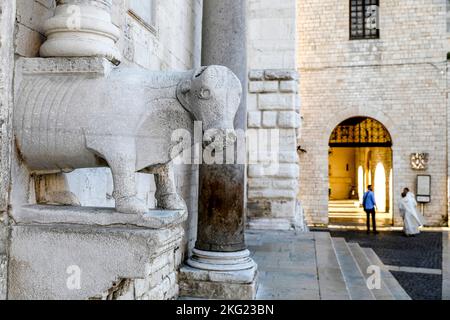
40, 0, 121, 65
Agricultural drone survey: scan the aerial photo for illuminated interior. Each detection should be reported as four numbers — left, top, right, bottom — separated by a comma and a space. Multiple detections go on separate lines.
328, 117, 393, 226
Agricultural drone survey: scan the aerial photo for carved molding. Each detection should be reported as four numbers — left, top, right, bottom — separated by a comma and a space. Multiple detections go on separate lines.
40, 0, 121, 65
19, 57, 112, 76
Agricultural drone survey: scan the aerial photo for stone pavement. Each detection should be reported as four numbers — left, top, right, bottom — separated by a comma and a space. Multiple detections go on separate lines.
246, 230, 320, 300
246, 229, 444, 300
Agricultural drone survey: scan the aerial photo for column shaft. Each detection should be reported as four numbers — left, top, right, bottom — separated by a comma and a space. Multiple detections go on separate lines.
196, 0, 247, 252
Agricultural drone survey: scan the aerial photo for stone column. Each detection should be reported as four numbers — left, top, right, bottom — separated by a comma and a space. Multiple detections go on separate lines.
194, 0, 248, 253
180, 0, 257, 300
40, 0, 121, 65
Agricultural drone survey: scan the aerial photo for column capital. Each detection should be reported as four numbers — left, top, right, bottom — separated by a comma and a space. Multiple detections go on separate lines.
40, 0, 121, 65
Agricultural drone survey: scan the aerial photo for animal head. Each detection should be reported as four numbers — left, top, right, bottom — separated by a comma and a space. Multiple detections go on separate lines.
177, 65, 242, 136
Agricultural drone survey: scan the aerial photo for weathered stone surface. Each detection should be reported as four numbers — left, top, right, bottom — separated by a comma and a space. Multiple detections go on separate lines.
0, 222, 7, 254
8, 222, 184, 300
187, 249, 256, 272
12, 205, 187, 230
248, 70, 265, 81
14, 58, 240, 215
9, 0, 205, 301
0, 255, 6, 300
264, 70, 299, 81
279, 80, 298, 93
0, 0, 15, 213
246, 67, 302, 231
99, 249, 181, 300
248, 111, 262, 128
40, 0, 122, 64
196, 0, 248, 253
179, 265, 258, 300
0, 0, 16, 301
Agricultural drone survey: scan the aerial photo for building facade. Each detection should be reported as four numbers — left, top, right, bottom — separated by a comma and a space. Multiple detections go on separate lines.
298, 0, 450, 227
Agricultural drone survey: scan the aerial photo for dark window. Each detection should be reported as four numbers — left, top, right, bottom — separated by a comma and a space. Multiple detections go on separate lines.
350, 0, 379, 40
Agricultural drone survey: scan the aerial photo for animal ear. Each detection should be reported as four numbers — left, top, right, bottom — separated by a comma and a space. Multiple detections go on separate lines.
180, 80, 192, 94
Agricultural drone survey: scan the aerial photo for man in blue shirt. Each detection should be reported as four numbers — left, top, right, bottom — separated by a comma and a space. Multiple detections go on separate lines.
363, 185, 379, 234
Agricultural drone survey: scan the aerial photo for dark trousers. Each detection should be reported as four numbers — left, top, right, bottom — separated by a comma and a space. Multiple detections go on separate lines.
365, 208, 377, 232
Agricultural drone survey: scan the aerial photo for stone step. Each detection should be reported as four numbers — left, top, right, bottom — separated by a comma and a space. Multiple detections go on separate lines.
329, 216, 393, 226
329, 208, 363, 213
313, 232, 350, 300
331, 238, 375, 300
329, 200, 359, 205
362, 247, 411, 300
247, 218, 293, 231
346, 243, 395, 300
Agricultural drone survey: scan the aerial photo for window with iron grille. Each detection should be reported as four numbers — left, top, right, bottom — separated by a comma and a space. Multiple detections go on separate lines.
350, 0, 379, 40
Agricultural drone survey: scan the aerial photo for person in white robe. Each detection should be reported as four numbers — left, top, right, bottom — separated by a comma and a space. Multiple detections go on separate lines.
398, 188, 426, 236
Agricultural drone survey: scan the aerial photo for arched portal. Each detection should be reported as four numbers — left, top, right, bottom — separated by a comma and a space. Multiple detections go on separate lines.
328, 117, 393, 227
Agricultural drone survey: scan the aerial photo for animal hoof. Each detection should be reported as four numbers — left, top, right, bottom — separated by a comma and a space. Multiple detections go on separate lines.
157, 194, 186, 210
116, 197, 148, 215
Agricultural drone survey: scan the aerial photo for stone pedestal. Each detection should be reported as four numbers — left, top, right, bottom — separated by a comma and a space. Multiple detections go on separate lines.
40, 0, 121, 65
179, 264, 257, 300
8, 205, 186, 300
180, 249, 257, 300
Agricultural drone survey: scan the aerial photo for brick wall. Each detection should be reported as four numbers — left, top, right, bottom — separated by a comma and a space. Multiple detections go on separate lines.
298, 0, 448, 226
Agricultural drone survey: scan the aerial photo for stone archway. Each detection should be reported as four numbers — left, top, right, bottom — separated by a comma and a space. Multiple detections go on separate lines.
327, 117, 394, 227
298, 109, 399, 227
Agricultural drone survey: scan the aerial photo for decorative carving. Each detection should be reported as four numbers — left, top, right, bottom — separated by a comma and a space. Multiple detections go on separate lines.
410, 153, 429, 171
14, 58, 241, 215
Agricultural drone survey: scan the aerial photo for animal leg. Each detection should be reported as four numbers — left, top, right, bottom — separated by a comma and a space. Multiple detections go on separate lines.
154, 163, 186, 210
108, 154, 148, 215
86, 136, 147, 215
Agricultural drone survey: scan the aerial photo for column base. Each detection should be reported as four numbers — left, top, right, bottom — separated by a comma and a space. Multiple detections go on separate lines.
179, 250, 258, 300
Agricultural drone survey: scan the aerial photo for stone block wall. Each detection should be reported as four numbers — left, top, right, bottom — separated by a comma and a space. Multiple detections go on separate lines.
247, 0, 297, 70
298, 0, 448, 226
0, 255, 6, 300
247, 70, 302, 230
246, 0, 305, 230
98, 244, 182, 300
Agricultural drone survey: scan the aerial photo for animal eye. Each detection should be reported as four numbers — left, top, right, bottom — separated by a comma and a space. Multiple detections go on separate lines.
198, 88, 211, 100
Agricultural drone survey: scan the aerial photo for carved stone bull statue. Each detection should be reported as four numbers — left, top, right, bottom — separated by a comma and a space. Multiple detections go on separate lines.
14, 62, 242, 214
